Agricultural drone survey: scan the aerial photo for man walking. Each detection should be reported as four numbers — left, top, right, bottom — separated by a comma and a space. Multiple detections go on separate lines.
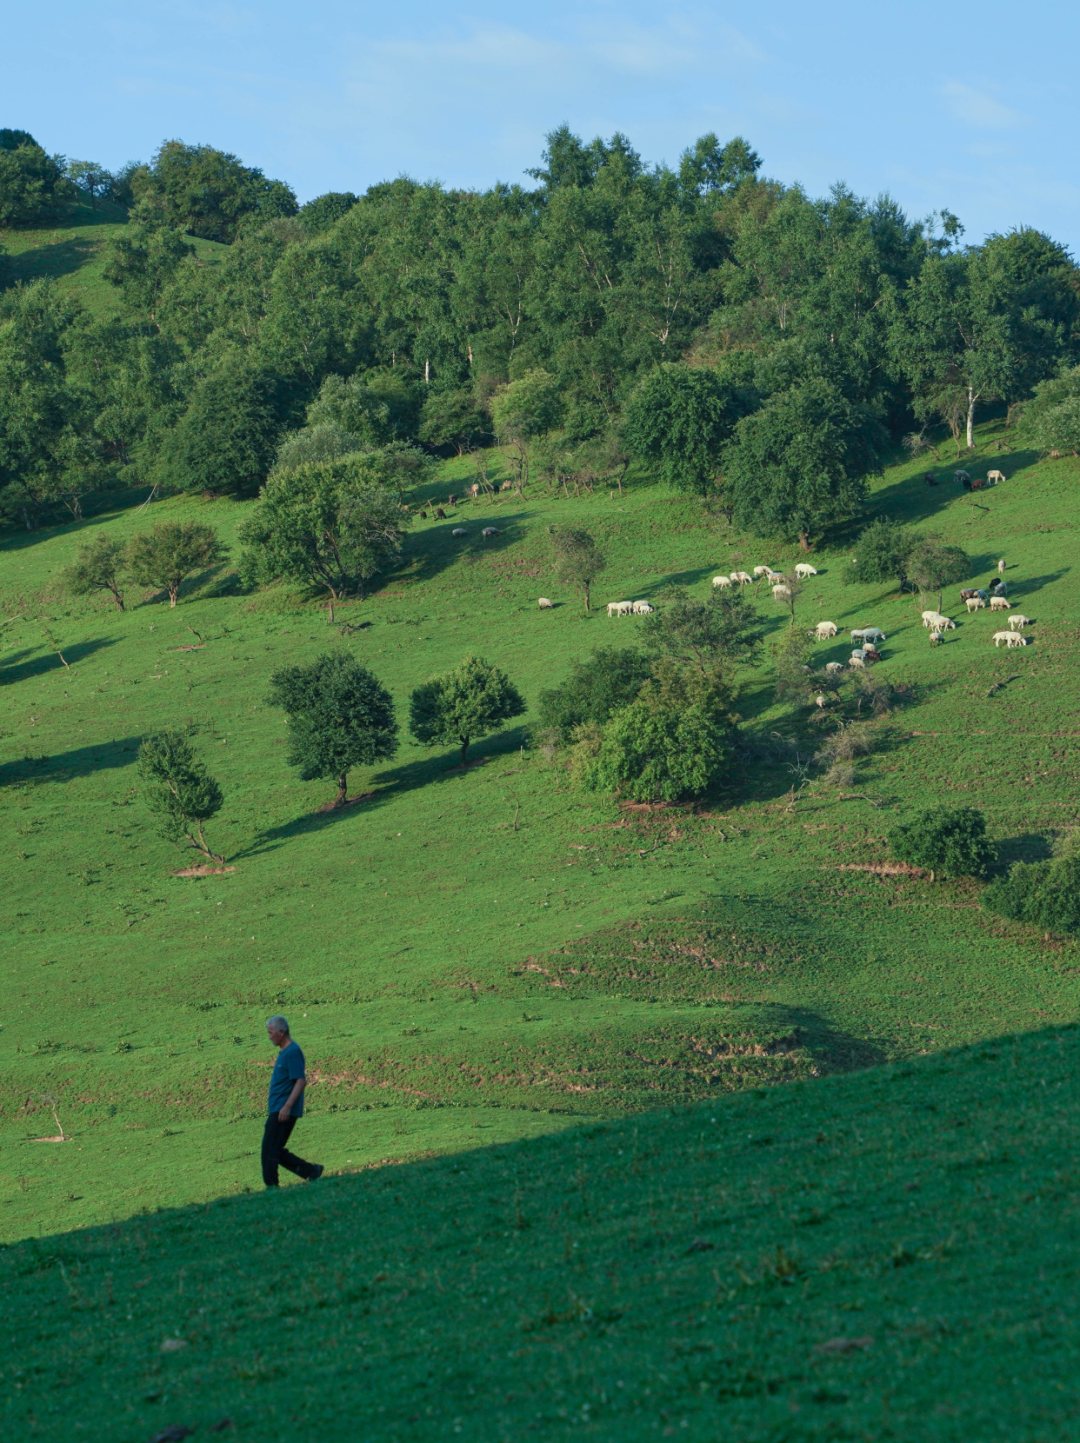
263, 1015, 323, 1188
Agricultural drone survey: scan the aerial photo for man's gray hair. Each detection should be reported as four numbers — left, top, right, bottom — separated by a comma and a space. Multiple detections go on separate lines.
267, 1015, 290, 1033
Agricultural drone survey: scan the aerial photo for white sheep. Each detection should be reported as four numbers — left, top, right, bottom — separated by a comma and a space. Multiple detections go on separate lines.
606, 600, 634, 618
965, 597, 986, 613
922, 610, 947, 627
851, 627, 886, 644
849, 650, 866, 668
992, 630, 1013, 647
732, 571, 753, 585
825, 660, 844, 674
989, 472, 1006, 486
712, 575, 733, 588
812, 620, 838, 640
451, 527, 468, 537
795, 563, 818, 578
772, 584, 792, 600
1006, 633, 1028, 648
997, 557, 1006, 573
481, 526, 500, 538
752, 565, 771, 578
1008, 614, 1031, 630
765, 569, 785, 585
815, 693, 827, 709
929, 631, 943, 646
990, 595, 1011, 611
537, 597, 554, 609
632, 600, 654, 615
930, 616, 956, 632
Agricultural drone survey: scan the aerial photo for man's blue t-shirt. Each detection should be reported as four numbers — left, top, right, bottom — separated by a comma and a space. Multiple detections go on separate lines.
268, 1040, 305, 1118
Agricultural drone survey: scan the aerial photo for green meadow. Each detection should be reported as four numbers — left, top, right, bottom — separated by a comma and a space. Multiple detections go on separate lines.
3, 424, 1079, 1261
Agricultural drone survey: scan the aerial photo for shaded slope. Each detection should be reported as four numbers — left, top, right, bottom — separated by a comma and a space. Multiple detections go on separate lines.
4, 1025, 1079, 1441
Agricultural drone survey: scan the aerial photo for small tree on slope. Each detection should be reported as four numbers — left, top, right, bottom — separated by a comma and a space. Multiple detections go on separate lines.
64, 533, 128, 611
126, 520, 228, 607
268, 653, 398, 808
409, 656, 526, 767
138, 731, 225, 862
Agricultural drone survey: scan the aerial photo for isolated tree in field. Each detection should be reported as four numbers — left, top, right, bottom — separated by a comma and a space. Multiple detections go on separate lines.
846, 518, 916, 592
63, 532, 127, 610
409, 656, 526, 766
268, 653, 398, 808
137, 731, 225, 862
906, 535, 971, 611
723, 379, 886, 549
888, 806, 995, 881
238, 456, 411, 612
983, 834, 1080, 935
552, 527, 606, 612
126, 520, 228, 606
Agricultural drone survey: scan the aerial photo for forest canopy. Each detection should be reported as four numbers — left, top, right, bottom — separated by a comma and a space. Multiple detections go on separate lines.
1, 124, 1078, 538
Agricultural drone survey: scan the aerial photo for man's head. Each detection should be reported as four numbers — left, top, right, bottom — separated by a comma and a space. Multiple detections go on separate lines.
266, 1015, 290, 1048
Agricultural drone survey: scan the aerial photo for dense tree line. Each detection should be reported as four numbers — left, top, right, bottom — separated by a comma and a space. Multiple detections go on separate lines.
2, 125, 1079, 542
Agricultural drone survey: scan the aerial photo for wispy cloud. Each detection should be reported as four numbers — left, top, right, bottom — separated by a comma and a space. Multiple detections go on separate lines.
941, 82, 1029, 131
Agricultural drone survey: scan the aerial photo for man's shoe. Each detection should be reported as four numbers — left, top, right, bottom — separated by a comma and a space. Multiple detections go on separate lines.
308, 1165, 324, 1182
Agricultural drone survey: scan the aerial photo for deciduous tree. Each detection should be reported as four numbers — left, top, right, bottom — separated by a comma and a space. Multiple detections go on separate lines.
409, 656, 525, 766
551, 527, 606, 612
137, 731, 225, 861
127, 520, 227, 606
64, 532, 127, 610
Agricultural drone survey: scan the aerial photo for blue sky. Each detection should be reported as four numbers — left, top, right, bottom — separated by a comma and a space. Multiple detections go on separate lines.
6, 0, 1078, 250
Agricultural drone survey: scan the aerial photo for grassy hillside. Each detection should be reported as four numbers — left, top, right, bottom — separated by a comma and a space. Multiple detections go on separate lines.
1, 198, 225, 311
4, 1022, 1078, 1441
2, 423, 1079, 1248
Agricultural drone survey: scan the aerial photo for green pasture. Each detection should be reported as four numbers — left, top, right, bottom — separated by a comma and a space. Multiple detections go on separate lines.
3, 1023, 1079, 1441
2, 426, 1079, 1248
1, 197, 224, 311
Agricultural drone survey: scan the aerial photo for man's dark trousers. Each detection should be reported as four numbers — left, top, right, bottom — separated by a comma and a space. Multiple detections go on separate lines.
262, 1115, 319, 1186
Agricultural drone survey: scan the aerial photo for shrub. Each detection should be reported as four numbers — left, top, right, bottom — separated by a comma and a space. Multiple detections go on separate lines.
888, 806, 995, 880
983, 838, 1080, 935
536, 647, 652, 743
845, 518, 915, 589
579, 691, 730, 803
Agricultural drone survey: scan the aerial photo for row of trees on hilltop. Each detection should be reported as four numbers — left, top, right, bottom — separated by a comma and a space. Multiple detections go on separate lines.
3, 126, 1080, 545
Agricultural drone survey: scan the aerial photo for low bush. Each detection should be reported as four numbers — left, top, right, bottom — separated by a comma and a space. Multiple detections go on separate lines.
888, 806, 996, 880
983, 837, 1080, 935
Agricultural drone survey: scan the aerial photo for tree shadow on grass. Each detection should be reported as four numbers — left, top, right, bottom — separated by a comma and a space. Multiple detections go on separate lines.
992, 833, 1054, 873
0, 637, 119, 686
384, 510, 536, 593
0, 734, 143, 787
239, 726, 532, 856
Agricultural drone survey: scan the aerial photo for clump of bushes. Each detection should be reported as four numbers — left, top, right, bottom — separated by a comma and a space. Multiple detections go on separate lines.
983, 835, 1080, 935
888, 806, 996, 880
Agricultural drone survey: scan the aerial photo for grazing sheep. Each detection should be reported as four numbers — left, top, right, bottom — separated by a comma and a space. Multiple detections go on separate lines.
992, 630, 1012, 646
752, 565, 771, 578
1008, 614, 1031, 630
765, 569, 785, 585
436, 507, 447, 519
959, 589, 981, 602
929, 631, 943, 646
712, 575, 733, 588
825, 661, 844, 675
990, 579, 1007, 597
1006, 633, 1028, 648
607, 600, 634, 618
930, 617, 956, 632
481, 526, 500, 538
815, 693, 827, 710
849, 650, 866, 668
795, 563, 818, 579
537, 597, 554, 609
922, 610, 946, 627
971, 477, 987, 491
990, 595, 1011, 611
419, 511, 427, 519
965, 597, 986, 613
468, 483, 481, 497
988, 471, 1006, 485
954, 470, 970, 484
812, 620, 839, 640
772, 583, 792, 600
997, 557, 1006, 574
501, 480, 513, 492
851, 627, 886, 644
632, 600, 655, 614
862, 646, 882, 663
732, 571, 753, 584
452, 527, 467, 537
925, 472, 938, 486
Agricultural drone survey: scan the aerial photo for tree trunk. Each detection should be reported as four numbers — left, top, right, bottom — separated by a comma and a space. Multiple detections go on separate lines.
798, 531, 810, 552
110, 586, 125, 612
966, 388, 977, 449
168, 584, 178, 607
460, 738, 470, 767
333, 773, 348, 807
327, 597, 335, 623
583, 582, 591, 613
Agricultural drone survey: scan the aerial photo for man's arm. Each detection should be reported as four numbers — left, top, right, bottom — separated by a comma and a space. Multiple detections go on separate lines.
278, 1076, 306, 1122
